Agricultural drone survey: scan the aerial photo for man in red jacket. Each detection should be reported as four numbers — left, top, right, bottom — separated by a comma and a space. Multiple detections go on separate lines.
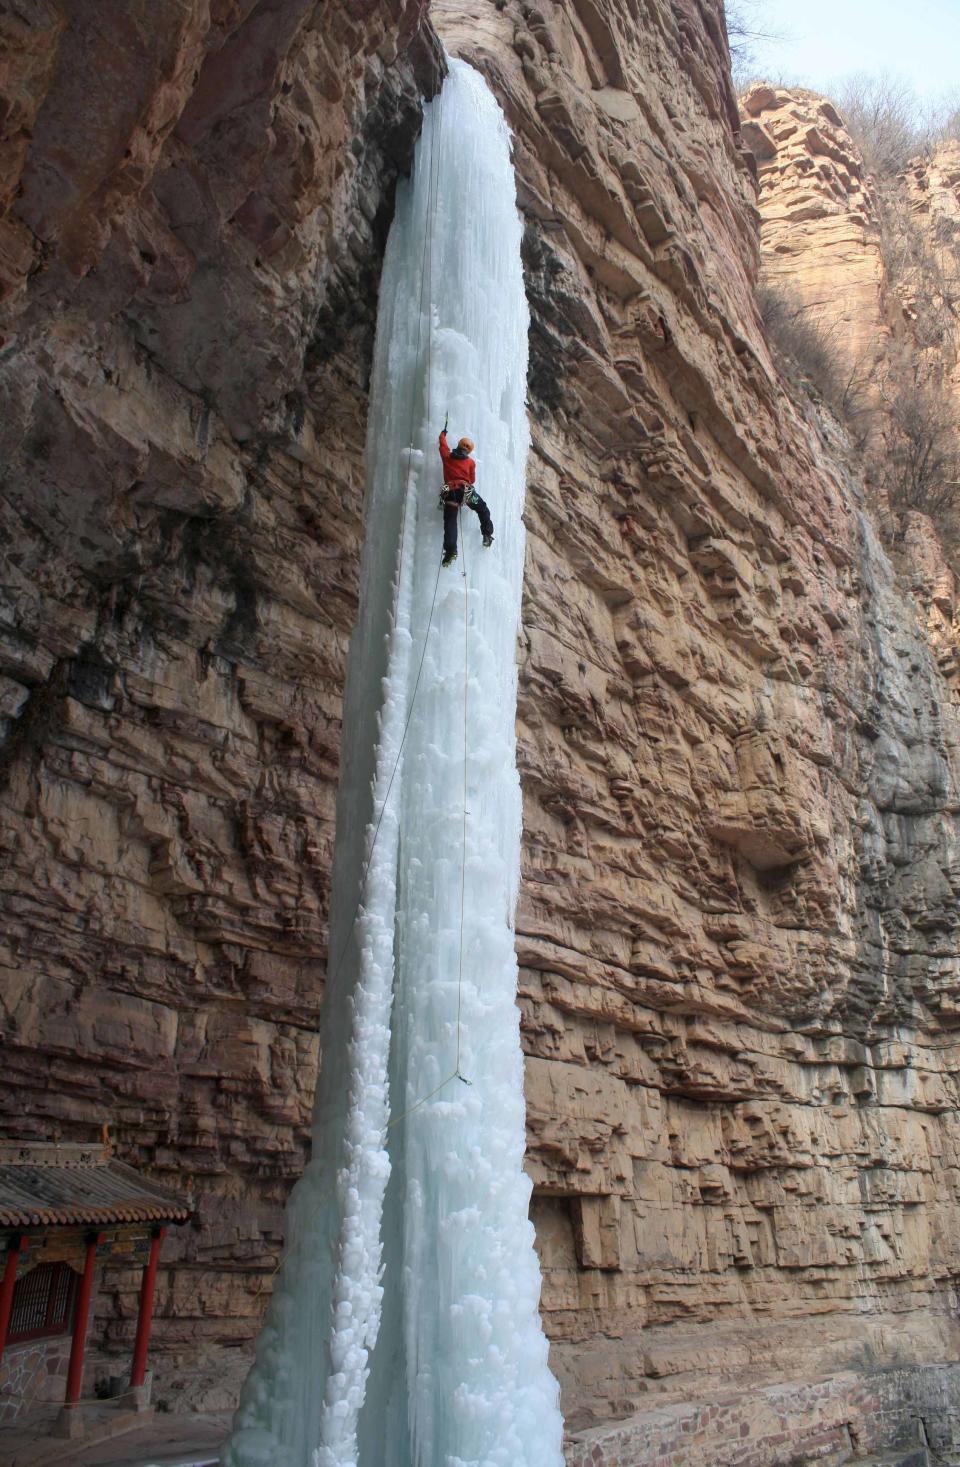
438, 428, 494, 566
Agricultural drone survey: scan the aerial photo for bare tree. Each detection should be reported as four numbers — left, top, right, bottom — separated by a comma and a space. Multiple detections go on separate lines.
932, 88, 960, 145
726, 0, 784, 92
757, 284, 845, 410
835, 76, 960, 176
835, 73, 930, 176
881, 373, 960, 519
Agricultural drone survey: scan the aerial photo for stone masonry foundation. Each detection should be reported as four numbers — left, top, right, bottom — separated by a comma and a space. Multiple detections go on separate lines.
565, 1364, 960, 1467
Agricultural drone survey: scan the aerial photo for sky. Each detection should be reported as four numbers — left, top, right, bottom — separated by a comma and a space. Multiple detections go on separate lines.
736, 0, 960, 106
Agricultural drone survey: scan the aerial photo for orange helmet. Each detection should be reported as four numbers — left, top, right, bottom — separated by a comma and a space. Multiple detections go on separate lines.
457, 436, 475, 453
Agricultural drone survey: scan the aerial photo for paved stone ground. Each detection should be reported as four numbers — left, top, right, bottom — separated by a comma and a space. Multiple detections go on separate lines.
4, 1404, 148, 1467
65, 1412, 228, 1467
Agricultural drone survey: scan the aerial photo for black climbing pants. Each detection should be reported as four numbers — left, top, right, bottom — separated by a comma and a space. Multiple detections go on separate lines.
442, 487, 493, 555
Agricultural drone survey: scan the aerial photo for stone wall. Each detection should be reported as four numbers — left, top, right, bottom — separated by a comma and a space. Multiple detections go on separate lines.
566, 1362, 960, 1467
3, 0, 960, 1458
0, 1336, 70, 1422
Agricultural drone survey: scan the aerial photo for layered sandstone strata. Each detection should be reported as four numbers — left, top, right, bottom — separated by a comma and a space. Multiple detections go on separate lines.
0, 0, 440, 1375
743, 85, 960, 466
426, 9, 960, 1444
740, 84, 889, 383
901, 138, 960, 407
742, 81, 960, 827
2, 1, 960, 1461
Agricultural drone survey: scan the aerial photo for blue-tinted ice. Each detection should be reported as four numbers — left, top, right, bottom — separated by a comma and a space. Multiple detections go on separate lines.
223, 60, 563, 1467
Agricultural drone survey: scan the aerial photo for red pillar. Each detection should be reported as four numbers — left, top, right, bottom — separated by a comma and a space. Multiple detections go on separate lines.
0, 1235, 28, 1365
129, 1226, 165, 1389
65, 1233, 100, 1406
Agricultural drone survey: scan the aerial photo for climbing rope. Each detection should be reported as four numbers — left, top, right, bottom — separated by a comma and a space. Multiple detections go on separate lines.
385, 507, 472, 1134
456, 503, 469, 1079
325, 59, 447, 992
328, 48, 478, 1132
256, 54, 476, 1294
255, 66, 447, 1300
329, 58, 475, 1110
251, 39, 465, 1311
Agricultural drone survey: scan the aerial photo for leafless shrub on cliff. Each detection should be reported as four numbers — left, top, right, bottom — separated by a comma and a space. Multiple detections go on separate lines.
758, 284, 845, 409
835, 77, 960, 177
933, 90, 960, 145
835, 74, 933, 176
871, 178, 960, 364
726, 1, 784, 91
881, 373, 960, 523
932, 214, 960, 251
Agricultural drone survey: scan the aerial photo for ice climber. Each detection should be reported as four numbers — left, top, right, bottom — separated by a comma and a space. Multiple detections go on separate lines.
438, 427, 494, 566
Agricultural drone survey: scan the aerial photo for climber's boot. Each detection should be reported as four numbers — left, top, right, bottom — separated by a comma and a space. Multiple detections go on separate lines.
442, 547, 457, 567
482, 533, 493, 548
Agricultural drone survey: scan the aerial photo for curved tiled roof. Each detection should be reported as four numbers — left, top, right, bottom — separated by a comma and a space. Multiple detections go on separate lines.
0, 1144, 191, 1228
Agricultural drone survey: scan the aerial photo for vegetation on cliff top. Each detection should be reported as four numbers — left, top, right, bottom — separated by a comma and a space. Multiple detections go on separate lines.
743, 60, 960, 551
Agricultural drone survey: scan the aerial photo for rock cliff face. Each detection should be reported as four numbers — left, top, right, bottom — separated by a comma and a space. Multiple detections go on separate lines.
0, 0, 439, 1381
901, 138, 960, 410
741, 85, 889, 382
743, 85, 960, 835
3, 1, 960, 1460
743, 85, 960, 413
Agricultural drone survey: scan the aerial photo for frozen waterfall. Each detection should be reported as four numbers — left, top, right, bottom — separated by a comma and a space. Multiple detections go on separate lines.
223, 58, 564, 1467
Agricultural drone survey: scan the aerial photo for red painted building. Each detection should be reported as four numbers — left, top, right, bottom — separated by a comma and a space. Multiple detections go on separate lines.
0, 1140, 190, 1430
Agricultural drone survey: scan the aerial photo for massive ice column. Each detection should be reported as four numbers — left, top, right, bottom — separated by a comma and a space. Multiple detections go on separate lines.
223, 58, 563, 1467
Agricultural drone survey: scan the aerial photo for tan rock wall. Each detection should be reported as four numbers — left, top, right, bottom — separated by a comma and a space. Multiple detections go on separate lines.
741, 84, 888, 383
2, 0, 960, 1453
900, 139, 960, 406
743, 85, 960, 516
0, 0, 440, 1369
435, 0, 960, 1433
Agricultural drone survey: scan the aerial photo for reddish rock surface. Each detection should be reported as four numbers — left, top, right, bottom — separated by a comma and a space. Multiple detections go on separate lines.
2, 1, 960, 1459
0, 0, 440, 1388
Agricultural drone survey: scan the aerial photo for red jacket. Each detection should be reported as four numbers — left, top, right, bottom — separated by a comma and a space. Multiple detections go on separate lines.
438, 431, 475, 488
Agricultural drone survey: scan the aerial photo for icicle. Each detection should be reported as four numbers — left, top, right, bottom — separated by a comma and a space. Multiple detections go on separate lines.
223, 59, 563, 1467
